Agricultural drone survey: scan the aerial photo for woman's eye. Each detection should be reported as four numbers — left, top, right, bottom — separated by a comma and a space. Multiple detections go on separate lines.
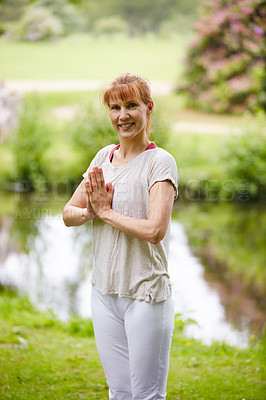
111, 105, 119, 110
128, 103, 137, 108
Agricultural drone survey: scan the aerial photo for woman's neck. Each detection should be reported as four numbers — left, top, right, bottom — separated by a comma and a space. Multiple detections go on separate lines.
118, 136, 151, 161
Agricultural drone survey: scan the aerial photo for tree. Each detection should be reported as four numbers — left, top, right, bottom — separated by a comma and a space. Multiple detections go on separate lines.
77, 0, 200, 36
0, 0, 29, 22
179, 0, 266, 114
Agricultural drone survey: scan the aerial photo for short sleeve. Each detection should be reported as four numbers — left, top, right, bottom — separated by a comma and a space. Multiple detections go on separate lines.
148, 150, 179, 200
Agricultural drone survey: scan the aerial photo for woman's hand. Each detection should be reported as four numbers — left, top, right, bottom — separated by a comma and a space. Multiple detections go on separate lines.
86, 167, 114, 218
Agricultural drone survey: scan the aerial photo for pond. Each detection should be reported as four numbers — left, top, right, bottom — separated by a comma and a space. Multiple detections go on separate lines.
0, 193, 265, 348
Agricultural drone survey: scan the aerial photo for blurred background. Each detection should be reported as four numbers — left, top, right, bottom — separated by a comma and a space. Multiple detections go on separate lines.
0, 0, 265, 346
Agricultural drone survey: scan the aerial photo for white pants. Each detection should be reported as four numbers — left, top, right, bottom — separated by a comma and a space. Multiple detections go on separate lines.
91, 285, 175, 400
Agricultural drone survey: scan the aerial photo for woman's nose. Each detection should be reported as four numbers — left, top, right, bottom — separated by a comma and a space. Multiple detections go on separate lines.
119, 107, 129, 120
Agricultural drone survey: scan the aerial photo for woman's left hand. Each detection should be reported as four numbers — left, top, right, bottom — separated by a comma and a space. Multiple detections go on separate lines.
86, 167, 114, 218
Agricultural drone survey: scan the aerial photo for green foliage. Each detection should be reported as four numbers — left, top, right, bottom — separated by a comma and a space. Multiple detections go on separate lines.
0, 22, 5, 35
0, 0, 202, 37
12, 95, 51, 190
41, 140, 82, 188
32, 0, 85, 33
0, 286, 61, 334
4, 6, 63, 41
96, 0, 200, 35
174, 313, 198, 334
0, 0, 29, 23
221, 112, 266, 200
180, 0, 266, 113
67, 316, 94, 337
93, 15, 127, 37
149, 105, 170, 149
0, 144, 16, 185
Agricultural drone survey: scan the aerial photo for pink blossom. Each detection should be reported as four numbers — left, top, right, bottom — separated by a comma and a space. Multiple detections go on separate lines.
212, 9, 229, 25
242, 6, 253, 15
243, 39, 260, 53
231, 22, 245, 33
228, 75, 251, 92
254, 26, 264, 36
229, 14, 239, 24
198, 89, 214, 102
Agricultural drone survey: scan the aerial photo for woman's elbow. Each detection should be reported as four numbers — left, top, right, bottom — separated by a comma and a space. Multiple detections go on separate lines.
148, 226, 166, 245
62, 207, 71, 227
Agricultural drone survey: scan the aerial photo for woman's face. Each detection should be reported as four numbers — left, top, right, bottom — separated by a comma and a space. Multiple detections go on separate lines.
109, 97, 153, 141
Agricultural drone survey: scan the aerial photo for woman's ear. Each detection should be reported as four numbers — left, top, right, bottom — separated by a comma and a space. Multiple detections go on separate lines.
147, 101, 154, 114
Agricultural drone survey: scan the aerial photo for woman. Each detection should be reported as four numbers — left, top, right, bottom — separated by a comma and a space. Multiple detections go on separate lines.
63, 73, 178, 400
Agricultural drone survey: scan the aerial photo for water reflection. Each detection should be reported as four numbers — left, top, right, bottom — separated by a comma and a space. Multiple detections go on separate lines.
0, 215, 93, 320
169, 222, 248, 347
0, 212, 249, 347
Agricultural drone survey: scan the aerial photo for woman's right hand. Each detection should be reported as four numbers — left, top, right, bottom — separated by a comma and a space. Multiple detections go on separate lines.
86, 167, 114, 218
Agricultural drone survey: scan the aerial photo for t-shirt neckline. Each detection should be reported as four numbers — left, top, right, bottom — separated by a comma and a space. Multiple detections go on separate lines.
109, 142, 157, 165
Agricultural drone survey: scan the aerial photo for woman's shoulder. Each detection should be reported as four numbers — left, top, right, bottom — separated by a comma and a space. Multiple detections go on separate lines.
149, 146, 177, 164
94, 144, 116, 162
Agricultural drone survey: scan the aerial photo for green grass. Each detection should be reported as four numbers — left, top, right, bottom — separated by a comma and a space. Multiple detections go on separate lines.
0, 34, 190, 81
36, 91, 100, 108
0, 288, 265, 400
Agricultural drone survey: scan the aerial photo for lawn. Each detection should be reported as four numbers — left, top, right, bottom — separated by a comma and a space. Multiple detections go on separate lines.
0, 288, 265, 400
0, 34, 190, 81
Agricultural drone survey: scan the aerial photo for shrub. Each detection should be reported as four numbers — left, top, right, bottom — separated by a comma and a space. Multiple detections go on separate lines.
0, 23, 6, 36
0, 145, 16, 186
93, 15, 127, 36
32, 0, 85, 34
179, 0, 266, 114
12, 95, 51, 190
5, 6, 63, 41
41, 140, 82, 188
220, 111, 266, 200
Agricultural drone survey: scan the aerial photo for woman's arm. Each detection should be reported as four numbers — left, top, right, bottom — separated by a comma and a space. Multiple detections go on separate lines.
63, 179, 96, 227
87, 167, 175, 244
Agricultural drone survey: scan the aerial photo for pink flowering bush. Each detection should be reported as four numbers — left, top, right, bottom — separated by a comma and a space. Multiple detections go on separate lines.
179, 0, 265, 113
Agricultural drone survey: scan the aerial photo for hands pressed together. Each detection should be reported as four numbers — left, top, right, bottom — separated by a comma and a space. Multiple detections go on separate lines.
85, 167, 114, 219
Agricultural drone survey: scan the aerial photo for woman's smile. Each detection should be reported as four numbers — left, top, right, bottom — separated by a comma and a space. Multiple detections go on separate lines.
119, 122, 135, 130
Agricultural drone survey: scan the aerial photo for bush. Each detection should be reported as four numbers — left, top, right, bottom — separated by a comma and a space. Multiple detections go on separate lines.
32, 0, 85, 34
0, 23, 6, 36
5, 6, 63, 41
41, 140, 82, 188
149, 105, 170, 149
93, 15, 127, 36
12, 95, 51, 190
220, 111, 266, 200
0, 145, 16, 185
179, 0, 266, 114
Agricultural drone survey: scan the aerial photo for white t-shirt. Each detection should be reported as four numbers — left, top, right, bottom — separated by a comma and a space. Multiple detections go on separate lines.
82, 144, 179, 303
